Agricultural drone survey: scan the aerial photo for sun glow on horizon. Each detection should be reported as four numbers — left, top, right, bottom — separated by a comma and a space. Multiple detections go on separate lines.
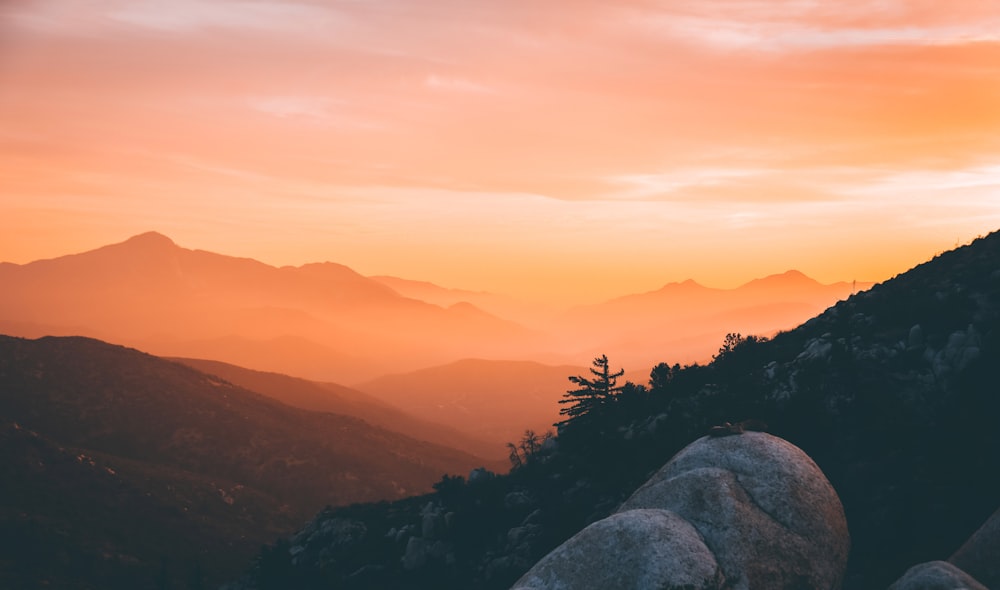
2, 0, 1000, 303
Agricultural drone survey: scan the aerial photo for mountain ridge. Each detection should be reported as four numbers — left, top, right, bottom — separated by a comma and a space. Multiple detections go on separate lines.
0, 233, 540, 382
0, 333, 497, 588
225, 230, 1000, 590
170, 356, 505, 461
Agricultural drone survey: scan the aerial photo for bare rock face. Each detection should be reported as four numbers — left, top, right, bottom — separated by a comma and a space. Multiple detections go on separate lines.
512, 432, 849, 590
618, 432, 850, 590
887, 560, 988, 590
949, 506, 1000, 589
510, 509, 724, 590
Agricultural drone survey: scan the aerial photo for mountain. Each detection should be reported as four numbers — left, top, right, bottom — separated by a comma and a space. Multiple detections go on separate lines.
369, 275, 557, 325
355, 359, 587, 446
0, 233, 867, 385
0, 335, 491, 589
171, 357, 504, 461
227, 231, 1000, 590
555, 270, 870, 370
0, 232, 539, 382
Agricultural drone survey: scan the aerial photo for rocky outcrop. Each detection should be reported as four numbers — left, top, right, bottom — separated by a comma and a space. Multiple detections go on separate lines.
949, 506, 1000, 589
620, 431, 850, 590
887, 560, 988, 590
511, 509, 723, 590
512, 432, 849, 590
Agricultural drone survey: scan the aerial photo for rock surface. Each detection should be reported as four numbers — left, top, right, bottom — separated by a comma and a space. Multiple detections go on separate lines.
949, 506, 1000, 589
619, 432, 850, 590
513, 432, 849, 590
887, 560, 988, 590
510, 509, 724, 590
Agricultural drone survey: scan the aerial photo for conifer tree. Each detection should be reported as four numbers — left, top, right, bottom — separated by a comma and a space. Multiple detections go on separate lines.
556, 354, 624, 428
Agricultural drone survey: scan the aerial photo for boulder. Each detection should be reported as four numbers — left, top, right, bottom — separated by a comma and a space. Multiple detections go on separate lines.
402, 536, 428, 570
618, 432, 849, 590
949, 506, 1000, 589
887, 560, 987, 590
511, 508, 724, 590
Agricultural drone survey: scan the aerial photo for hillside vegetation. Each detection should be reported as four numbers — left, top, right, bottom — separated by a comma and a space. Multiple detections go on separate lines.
229, 231, 1000, 590
0, 337, 490, 589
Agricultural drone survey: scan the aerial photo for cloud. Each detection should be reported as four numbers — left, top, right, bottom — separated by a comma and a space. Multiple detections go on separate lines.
621, 1, 1000, 52
247, 96, 335, 120
606, 168, 765, 199
850, 164, 1000, 195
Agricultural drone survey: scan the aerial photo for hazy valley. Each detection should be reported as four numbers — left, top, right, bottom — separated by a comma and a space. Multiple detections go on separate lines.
0, 232, 866, 386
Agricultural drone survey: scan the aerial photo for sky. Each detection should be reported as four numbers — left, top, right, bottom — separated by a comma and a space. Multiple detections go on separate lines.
2, 0, 1000, 304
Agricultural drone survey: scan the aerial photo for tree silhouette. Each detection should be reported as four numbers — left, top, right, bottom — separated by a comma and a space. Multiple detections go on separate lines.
557, 355, 624, 429
506, 429, 553, 469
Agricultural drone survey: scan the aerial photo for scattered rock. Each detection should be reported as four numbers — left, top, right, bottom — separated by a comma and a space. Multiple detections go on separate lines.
511, 509, 724, 590
504, 490, 534, 511
402, 537, 428, 570
908, 324, 924, 349
949, 506, 1000, 589
521, 508, 543, 526
421, 501, 445, 539
506, 524, 542, 549
887, 560, 987, 590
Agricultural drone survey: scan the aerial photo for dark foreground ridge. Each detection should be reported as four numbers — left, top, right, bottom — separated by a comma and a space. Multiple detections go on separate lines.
226, 230, 1000, 590
0, 336, 489, 589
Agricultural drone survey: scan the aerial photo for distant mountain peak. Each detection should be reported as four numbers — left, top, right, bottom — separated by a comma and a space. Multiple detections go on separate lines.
122, 231, 177, 249
653, 278, 704, 292
741, 270, 820, 289
778, 269, 809, 279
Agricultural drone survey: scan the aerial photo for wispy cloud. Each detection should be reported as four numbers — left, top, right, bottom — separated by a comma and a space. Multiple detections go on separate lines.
852, 164, 1000, 194
606, 168, 766, 200
622, 1, 1000, 52
247, 96, 336, 120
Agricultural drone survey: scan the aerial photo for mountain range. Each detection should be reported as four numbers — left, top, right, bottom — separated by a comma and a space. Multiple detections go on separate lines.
0, 232, 866, 385
0, 232, 536, 383
0, 232, 886, 589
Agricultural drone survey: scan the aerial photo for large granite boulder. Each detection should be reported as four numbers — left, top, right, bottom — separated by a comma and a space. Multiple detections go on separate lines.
949, 506, 1000, 589
887, 560, 988, 590
512, 432, 849, 590
511, 508, 723, 590
618, 432, 850, 590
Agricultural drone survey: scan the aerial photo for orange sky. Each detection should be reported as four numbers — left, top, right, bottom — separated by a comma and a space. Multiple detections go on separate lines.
2, 0, 999, 304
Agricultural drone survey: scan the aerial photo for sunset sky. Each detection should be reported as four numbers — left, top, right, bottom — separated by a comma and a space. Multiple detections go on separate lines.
2, 0, 999, 303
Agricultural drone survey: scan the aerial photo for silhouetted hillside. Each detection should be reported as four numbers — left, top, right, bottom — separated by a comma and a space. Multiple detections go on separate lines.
0, 335, 491, 589
228, 232, 999, 590
171, 357, 504, 460
0, 419, 291, 590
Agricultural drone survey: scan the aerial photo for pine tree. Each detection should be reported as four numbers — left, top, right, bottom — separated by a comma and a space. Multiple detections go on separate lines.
556, 354, 624, 429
